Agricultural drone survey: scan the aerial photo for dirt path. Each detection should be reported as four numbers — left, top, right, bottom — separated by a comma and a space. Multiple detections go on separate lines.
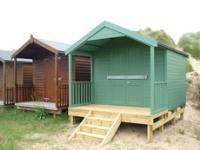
21, 104, 200, 150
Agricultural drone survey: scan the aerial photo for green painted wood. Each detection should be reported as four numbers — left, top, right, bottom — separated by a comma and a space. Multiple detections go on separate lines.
155, 47, 165, 81
150, 46, 155, 114
167, 50, 186, 110
153, 47, 168, 114
154, 82, 167, 114
71, 81, 92, 105
88, 27, 124, 41
68, 53, 72, 106
93, 38, 150, 107
65, 21, 158, 54
67, 22, 187, 114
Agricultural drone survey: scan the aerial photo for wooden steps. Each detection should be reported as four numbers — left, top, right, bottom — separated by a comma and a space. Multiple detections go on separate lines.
69, 110, 121, 145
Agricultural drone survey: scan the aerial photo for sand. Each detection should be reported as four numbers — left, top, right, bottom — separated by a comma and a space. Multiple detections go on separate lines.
20, 103, 200, 150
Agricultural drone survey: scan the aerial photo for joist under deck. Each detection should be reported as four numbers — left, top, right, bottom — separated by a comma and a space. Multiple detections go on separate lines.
68, 104, 185, 144
15, 101, 66, 115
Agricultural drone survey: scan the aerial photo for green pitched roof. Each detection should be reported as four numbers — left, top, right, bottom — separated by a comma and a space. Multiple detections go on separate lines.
65, 21, 188, 57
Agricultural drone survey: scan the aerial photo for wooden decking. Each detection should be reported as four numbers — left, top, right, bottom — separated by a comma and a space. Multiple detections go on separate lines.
15, 101, 63, 115
68, 104, 185, 144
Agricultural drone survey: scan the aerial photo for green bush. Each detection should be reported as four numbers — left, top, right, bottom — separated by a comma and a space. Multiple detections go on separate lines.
186, 60, 193, 73
138, 28, 176, 48
35, 107, 48, 120
178, 32, 200, 59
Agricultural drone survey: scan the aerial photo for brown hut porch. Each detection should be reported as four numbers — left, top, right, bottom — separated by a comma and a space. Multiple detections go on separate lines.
15, 101, 65, 115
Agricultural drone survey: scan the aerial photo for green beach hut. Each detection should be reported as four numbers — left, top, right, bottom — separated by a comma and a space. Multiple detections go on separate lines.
66, 21, 188, 144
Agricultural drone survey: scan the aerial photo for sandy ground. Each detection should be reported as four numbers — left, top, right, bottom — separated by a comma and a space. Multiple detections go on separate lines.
20, 103, 200, 150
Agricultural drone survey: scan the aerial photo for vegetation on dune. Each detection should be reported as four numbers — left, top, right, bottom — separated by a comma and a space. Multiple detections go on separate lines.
0, 107, 68, 150
138, 28, 176, 48
178, 32, 200, 59
186, 60, 193, 73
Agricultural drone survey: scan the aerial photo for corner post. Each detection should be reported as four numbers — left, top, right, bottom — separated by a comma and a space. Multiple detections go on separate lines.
2, 63, 6, 104
90, 55, 94, 103
55, 53, 58, 108
147, 46, 154, 142
68, 53, 72, 107
150, 46, 155, 114
14, 58, 17, 104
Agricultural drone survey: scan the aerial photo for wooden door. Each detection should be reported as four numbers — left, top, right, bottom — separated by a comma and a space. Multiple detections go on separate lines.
44, 56, 55, 102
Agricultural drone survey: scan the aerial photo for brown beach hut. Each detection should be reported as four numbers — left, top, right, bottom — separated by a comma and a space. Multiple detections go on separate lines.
12, 35, 90, 114
0, 50, 32, 106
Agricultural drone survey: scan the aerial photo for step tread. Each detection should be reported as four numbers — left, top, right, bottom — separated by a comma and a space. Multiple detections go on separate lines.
87, 116, 114, 122
76, 131, 105, 139
82, 124, 110, 130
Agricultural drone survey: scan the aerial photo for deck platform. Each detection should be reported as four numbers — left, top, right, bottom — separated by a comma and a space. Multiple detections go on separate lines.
68, 104, 185, 143
15, 101, 63, 115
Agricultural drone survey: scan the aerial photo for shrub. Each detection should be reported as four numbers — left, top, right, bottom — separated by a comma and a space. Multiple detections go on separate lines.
186, 60, 193, 73
35, 107, 48, 120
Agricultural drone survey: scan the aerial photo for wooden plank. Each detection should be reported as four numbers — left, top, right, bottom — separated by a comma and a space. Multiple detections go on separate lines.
69, 116, 75, 126
68, 54, 72, 106
150, 46, 155, 115
2, 63, 6, 104
147, 125, 153, 142
55, 54, 58, 108
13, 58, 17, 104
68, 111, 91, 141
153, 107, 185, 131
76, 131, 104, 142
100, 113, 121, 145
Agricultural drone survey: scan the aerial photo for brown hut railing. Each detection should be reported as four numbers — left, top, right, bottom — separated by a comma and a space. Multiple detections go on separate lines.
5, 87, 14, 105
16, 84, 34, 103
57, 84, 68, 108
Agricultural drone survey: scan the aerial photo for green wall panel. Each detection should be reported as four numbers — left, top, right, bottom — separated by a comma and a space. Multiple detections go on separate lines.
155, 47, 165, 81
93, 38, 150, 107
167, 51, 186, 110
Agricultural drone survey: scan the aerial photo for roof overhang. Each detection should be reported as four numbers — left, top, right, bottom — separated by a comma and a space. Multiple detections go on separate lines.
158, 43, 188, 57
12, 35, 60, 59
65, 21, 158, 54
65, 21, 188, 58
0, 58, 5, 63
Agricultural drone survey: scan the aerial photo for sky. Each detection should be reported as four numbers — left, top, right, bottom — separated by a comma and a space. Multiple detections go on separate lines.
0, 0, 200, 50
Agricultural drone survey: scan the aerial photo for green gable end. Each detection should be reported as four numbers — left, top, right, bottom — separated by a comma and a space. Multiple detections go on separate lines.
88, 27, 124, 41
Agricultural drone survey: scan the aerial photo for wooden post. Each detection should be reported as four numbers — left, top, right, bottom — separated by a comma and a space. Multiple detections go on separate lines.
13, 58, 17, 104
55, 54, 58, 108
160, 115, 164, 132
68, 53, 72, 107
2, 62, 6, 104
150, 46, 155, 115
69, 116, 75, 126
147, 125, 153, 142
180, 112, 184, 120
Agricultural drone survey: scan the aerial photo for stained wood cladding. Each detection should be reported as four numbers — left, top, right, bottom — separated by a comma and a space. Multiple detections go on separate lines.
33, 57, 55, 101
32, 54, 90, 104
74, 56, 90, 81
0, 63, 3, 99
0, 61, 33, 104
23, 63, 33, 85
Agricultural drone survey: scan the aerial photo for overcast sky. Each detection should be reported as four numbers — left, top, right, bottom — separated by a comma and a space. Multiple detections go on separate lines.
0, 0, 199, 50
